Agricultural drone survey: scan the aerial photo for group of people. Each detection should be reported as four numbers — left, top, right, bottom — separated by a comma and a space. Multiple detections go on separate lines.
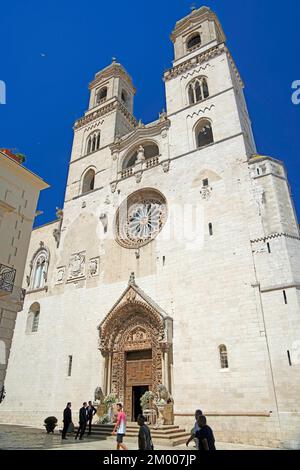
61, 401, 153, 450
186, 409, 216, 451
62, 401, 215, 451
62, 401, 97, 440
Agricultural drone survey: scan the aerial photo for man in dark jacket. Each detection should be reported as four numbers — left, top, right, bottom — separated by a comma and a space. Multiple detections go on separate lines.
87, 400, 97, 435
137, 415, 153, 450
62, 402, 72, 439
75, 402, 88, 440
195, 415, 216, 451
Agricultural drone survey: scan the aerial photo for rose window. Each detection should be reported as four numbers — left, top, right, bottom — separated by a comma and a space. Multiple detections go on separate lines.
116, 189, 167, 249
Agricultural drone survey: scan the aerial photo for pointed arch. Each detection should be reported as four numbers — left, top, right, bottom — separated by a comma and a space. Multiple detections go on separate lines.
29, 244, 50, 291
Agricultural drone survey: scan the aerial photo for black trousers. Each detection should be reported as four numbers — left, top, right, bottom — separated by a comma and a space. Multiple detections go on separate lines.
62, 421, 71, 439
75, 422, 87, 439
88, 417, 96, 434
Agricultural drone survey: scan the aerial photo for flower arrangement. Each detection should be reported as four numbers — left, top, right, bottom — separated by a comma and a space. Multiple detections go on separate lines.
140, 391, 156, 410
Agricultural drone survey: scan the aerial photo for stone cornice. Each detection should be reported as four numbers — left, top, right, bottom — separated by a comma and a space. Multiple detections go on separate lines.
163, 44, 243, 87
89, 62, 136, 93
248, 155, 285, 167
259, 283, 300, 293
110, 117, 170, 153
74, 99, 138, 130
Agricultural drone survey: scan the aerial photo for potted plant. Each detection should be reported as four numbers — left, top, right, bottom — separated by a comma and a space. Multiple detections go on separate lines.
44, 416, 58, 434
0, 149, 26, 164
103, 394, 117, 423
97, 414, 110, 425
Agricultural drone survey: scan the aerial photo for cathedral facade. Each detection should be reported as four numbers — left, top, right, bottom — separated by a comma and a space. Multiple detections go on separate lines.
1, 7, 300, 448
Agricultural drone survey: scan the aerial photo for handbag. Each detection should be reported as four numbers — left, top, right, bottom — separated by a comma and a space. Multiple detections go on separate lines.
67, 422, 75, 434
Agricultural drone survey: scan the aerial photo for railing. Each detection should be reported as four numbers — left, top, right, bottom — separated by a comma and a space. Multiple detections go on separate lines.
120, 156, 160, 180
121, 167, 133, 179
0, 263, 16, 295
146, 156, 159, 169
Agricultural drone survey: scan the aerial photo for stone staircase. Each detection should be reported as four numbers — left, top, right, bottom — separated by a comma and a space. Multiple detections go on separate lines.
75, 422, 190, 447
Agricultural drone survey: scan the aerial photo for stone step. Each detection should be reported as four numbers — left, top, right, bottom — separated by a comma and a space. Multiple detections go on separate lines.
74, 424, 190, 447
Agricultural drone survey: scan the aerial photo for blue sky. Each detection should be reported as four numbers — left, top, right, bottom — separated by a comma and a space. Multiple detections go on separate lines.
0, 0, 299, 227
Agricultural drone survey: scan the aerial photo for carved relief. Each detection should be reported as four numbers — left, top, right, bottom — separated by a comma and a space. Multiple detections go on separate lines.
126, 288, 137, 302
110, 182, 118, 193
162, 160, 170, 173
135, 171, 143, 183
68, 252, 86, 280
56, 267, 66, 284
130, 327, 149, 342
200, 186, 212, 200
89, 257, 100, 277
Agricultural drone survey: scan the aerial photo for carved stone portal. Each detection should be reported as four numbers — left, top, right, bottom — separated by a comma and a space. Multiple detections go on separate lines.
99, 281, 173, 421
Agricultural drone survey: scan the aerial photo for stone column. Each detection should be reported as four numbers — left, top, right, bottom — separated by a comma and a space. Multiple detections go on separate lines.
100, 352, 108, 396
161, 343, 170, 392
107, 352, 112, 395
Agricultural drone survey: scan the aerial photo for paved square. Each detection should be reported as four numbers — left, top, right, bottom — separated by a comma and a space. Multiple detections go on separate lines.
0, 425, 275, 450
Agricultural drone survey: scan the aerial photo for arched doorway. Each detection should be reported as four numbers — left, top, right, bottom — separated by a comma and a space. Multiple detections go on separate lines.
99, 277, 173, 421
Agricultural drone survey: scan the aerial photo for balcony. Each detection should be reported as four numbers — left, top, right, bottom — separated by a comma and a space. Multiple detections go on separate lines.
119, 155, 161, 181
0, 264, 26, 309
0, 263, 16, 296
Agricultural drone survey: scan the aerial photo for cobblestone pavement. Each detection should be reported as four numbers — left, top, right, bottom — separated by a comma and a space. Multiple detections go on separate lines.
0, 425, 276, 451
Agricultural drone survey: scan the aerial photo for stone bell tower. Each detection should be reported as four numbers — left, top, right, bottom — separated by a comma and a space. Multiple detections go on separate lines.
69, 60, 137, 166
164, 6, 256, 157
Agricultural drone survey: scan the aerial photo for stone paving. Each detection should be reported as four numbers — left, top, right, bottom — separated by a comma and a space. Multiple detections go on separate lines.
0, 425, 276, 451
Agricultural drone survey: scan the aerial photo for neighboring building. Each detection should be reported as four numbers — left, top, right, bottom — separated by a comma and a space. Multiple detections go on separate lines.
1, 6, 300, 448
0, 149, 49, 396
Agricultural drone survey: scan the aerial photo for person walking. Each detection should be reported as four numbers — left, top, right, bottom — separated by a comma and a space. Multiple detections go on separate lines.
195, 415, 216, 451
112, 402, 128, 450
75, 402, 88, 440
62, 402, 72, 440
137, 415, 154, 450
87, 400, 97, 435
186, 409, 203, 449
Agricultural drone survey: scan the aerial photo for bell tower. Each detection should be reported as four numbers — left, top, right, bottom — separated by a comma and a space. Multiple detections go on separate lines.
70, 60, 137, 165
88, 59, 136, 115
164, 6, 256, 157
171, 6, 226, 64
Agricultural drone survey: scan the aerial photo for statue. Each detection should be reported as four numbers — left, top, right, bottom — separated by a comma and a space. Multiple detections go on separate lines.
94, 387, 104, 403
137, 145, 145, 163
156, 384, 174, 404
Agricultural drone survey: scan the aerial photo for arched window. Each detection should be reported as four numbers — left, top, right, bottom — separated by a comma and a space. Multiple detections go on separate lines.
82, 169, 95, 194
122, 143, 160, 170
86, 131, 100, 155
27, 244, 49, 291
26, 302, 40, 334
219, 345, 229, 369
195, 120, 214, 148
188, 85, 195, 105
32, 253, 47, 290
96, 87, 107, 105
187, 33, 201, 51
121, 89, 128, 105
188, 77, 209, 105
